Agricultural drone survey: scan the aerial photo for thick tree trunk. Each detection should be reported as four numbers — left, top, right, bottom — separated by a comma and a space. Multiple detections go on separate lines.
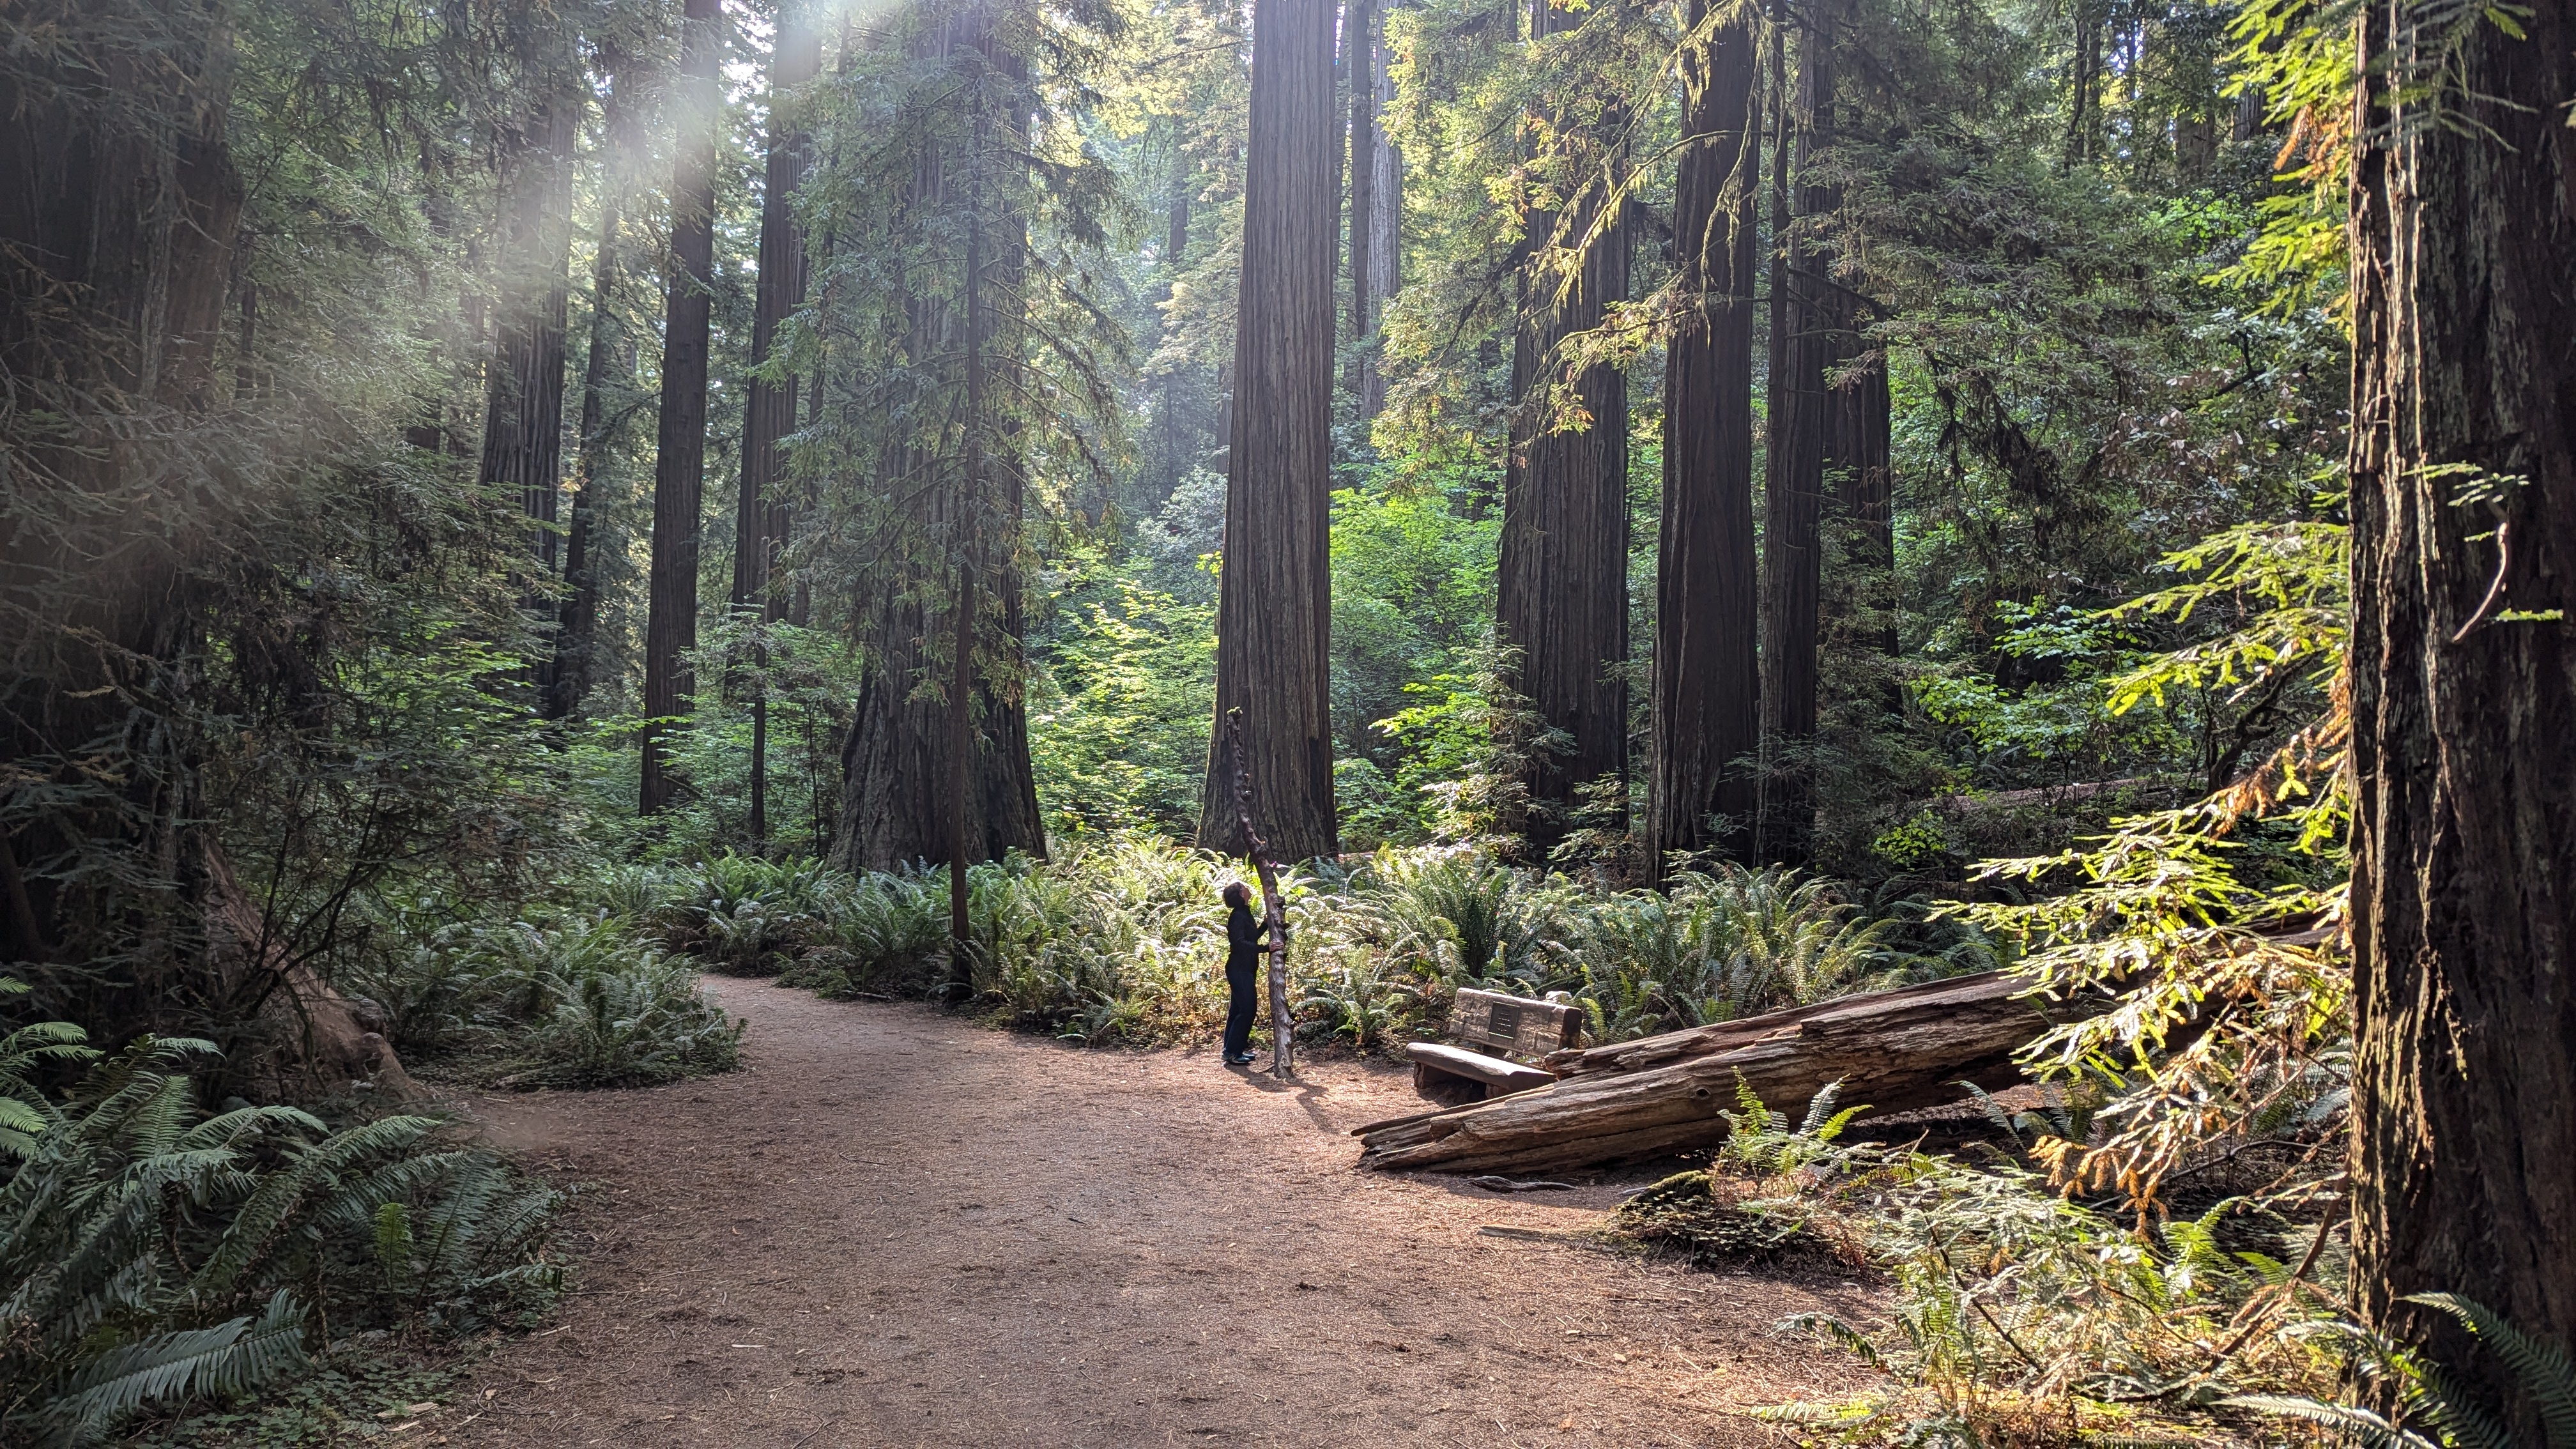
551, 52, 640, 723
1354, 970, 2089, 1174
831, 19, 1043, 876
1199, 0, 1340, 861
1648, 0, 1761, 873
2347, 4, 2576, 1427
641, 0, 724, 815
734, 5, 822, 845
1758, 0, 1836, 865
1498, 0, 1630, 860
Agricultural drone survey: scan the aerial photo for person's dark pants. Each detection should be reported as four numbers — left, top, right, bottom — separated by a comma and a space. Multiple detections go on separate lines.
1223, 960, 1259, 1059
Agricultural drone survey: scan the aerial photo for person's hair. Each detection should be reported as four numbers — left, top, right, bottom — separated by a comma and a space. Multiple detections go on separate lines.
1222, 881, 1251, 908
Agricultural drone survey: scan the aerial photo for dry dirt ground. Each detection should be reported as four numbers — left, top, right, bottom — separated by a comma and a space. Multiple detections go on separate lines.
441, 977, 1882, 1449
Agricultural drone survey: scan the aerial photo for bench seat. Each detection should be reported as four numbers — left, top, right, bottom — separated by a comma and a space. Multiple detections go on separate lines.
1406, 1041, 1555, 1097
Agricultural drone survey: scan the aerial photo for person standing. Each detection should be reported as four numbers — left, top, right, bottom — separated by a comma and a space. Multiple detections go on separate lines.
1220, 881, 1269, 1066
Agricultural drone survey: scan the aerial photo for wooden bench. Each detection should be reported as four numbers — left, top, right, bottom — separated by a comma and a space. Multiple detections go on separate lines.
1405, 988, 1583, 1104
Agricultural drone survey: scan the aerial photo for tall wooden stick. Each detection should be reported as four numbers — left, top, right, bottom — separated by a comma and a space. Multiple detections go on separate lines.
1225, 710, 1293, 1078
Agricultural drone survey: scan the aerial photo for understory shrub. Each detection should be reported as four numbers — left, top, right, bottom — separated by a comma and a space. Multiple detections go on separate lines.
0, 987, 562, 1445
342, 910, 742, 1088
640, 837, 1979, 1052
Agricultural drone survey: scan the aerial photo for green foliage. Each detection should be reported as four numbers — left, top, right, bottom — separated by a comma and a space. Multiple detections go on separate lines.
342, 909, 742, 1089
0, 1022, 560, 1445
1026, 551, 1218, 841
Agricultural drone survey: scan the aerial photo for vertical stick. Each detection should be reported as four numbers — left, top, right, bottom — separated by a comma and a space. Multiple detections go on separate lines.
1226, 711, 1294, 1078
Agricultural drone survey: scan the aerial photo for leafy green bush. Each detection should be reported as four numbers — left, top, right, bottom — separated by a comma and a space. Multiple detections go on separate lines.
673, 838, 1947, 1056
0, 992, 562, 1446
342, 913, 741, 1088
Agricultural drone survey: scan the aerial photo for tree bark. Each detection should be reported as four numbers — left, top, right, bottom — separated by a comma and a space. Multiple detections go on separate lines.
479, 92, 579, 711
1648, 0, 1761, 873
1199, 0, 1341, 861
831, 15, 1043, 875
641, 0, 724, 815
1362, 26, 1400, 418
1758, 0, 1835, 865
2347, 4, 2576, 1426
734, 4, 822, 845
1, 0, 243, 995
1354, 970, 2090, 1174
1345, 0, 1378, 408
1498, 0, 1630, 860
552, 50, 640, 723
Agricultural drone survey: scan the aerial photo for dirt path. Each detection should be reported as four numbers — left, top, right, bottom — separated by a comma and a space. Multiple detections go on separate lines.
445, 977, 1878, 1448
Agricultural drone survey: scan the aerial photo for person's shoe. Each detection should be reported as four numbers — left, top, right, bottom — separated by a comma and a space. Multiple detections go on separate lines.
1228, 1052, 1258, 1065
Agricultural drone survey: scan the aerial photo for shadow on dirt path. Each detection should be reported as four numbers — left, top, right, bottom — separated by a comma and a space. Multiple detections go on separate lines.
443, 977, 1879, 1448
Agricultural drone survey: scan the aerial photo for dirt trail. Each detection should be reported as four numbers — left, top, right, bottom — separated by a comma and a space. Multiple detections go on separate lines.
446, 977, 1878, 1448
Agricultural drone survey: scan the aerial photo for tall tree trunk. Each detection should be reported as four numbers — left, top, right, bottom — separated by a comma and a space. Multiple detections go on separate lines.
2347, 5, 2576, 1432
641, 0, 724, 815
553, 50, 640, 723
1648, 0, 1761, 873
1362, 24, 1400, 418
1345, 0, 1377, 406
1758, 0, 1833, 865
733, 4, 822, 846
1829, 342, 1895, 659
832, 17, 1044, 876
1497, 0, 1630, 861
478, 95, 578, 694
1199, 0, 1340, 861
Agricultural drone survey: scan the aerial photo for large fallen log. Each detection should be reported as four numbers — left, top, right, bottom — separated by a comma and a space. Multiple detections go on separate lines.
1354, 970, 2097, 1175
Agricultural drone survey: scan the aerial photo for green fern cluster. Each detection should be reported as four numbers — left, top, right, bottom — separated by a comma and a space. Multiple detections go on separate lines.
631, 838, 1984, 1056
0, 986, 563, 1445
344, 908, 742, 1088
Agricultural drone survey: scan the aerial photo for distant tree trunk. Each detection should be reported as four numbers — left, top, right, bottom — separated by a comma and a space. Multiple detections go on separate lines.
1830, 344, 1895, 659
641, 0, 724, 816
479, 94, 578, 695
1498, 0, 1630, 861
2347, 6, 2576, 1434
1758, 0, 1835, 865
553, 51, 640, 723
1345, 0, 1378, 406
1363, 26, 1401, 419
1648, 0, 1761, 873
734, 4, 822, 847
2064, 0, 2102, 169
1199, 0, 1340, 861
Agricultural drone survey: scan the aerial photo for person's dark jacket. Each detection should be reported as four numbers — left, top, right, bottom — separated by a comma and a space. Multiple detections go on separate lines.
1225, 901, 1268, 967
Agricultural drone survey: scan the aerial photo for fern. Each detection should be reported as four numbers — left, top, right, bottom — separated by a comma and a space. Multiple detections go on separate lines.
42, 1290, 309, 1446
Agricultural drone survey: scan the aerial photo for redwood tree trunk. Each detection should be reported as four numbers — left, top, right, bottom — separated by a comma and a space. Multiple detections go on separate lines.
641, 0, 724, 815
2347, 4, 2576, 1430
1345, 0, 1377, 407
1497, 0, 1630, 860
734, 4, 822, 844
1758, 0, 1835, 865
1648, 0, 1761, 872
1362, 27, 1400, 418
1199, 0, 1340, 861
551, 50, 640, 723
479, 95, 578, 694
832, 17, 1043, 875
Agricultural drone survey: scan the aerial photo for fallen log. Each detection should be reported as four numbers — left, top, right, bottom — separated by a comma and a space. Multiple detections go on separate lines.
1539, 970, 2028, 1080
1354, 970, 2097, 1176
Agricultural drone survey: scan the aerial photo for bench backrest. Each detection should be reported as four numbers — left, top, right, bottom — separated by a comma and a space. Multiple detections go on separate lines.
1446, 987, 1583, 1059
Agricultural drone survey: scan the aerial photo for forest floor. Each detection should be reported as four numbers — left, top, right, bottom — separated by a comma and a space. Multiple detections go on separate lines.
435, 977, 1884, 1449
